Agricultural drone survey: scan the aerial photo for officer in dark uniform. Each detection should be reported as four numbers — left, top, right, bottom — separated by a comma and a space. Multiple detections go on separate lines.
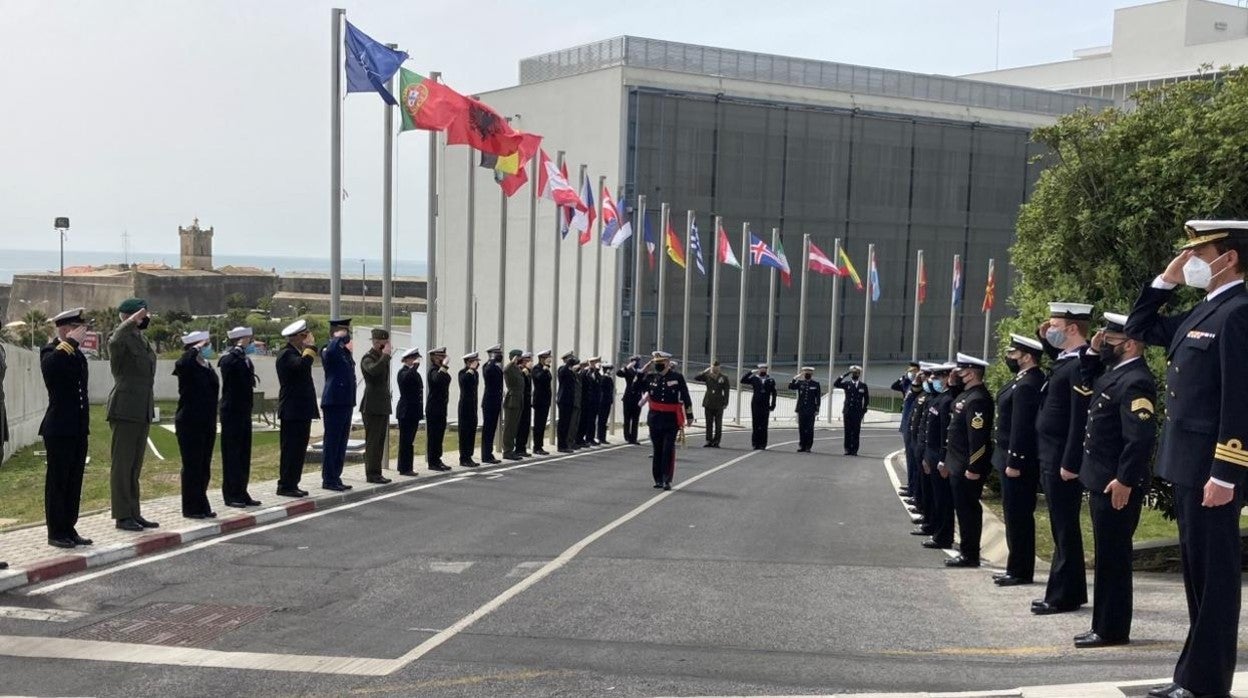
906, 365, 934, 536
992, 334, 1046, 587
39, 308, 93, 548
395, 347, 423, 476
1126, 220, 1248, 698
641, 351, 694, 490
740, 364, 777, 449
789, 367, 822, 452
618, 355, 644, 444
531, 350, 553, 455
1070, 312, 1157, 649
556, 353, 578, 453
320, 318, 356, 492
481, 344, 504, 464
1032, 302, 1094, 615
694, 362, 731, 447
276, 320, 319, 497
173, 331, 219, 519
516, 352, 534, 455
580, 357, 601, 446
219, 327, 261, 507
942, 354, 994, 568
502, 349, 526, 461
458, 352, 481, 467
834, 365, 870, 456
425, 347, 452, 471
921, 364, 957, 551
893, 362, 920, 497
597, 362, 614, 444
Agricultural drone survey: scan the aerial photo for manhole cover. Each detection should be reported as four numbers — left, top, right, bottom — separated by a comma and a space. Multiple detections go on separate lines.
67, 603, 269, 647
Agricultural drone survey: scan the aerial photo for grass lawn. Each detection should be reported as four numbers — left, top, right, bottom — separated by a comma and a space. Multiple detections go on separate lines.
0, 404, 456, 530
982, 490, 1178, 565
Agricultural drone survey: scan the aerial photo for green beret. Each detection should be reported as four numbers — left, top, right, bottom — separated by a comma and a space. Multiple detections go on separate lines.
509, 349, 523, 358
118, 298, 147, 314
371, 328, 389, 341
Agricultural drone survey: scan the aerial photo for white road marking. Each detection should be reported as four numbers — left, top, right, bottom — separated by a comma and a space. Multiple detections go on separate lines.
428, 561, 474, 574
485, 474, 504, 480
0, 606, 87, 622
882, 449, 957, 560
504, 561, 546, 578
146, 437, 165, 461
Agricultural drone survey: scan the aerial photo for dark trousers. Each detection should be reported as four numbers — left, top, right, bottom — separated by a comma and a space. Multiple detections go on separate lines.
704, 407, 724, 445
482, 401, 501, 458
220, 413, 252, 502
458, 412, 477, 461
363, 414, 387, 479
44, 434, 87, 539
649, 420, 677, 484
596, 403, 610, 442
750, 403, 769, 448
562, 406, 580, 448
797, 410, 816, 450
925, 453, 954, 546
579, 403, 595, 444
515, 406, 532, 453
913, 442, 932, 520
622, 400, 641, 442
425, 412, 446, 466
1001, 467, 1040, 580
533, 403, 551, 450
902, 432, 918, 494
109, 419, 150, 521
1041, 468, 1088, 607
1088, 488, 1143, 642
320, 405, 352, 486
843, 410, 864, 454
1173, 484, 1243, 696
950, 471, 986, 561
278, 419, 310, 490
176, 419, 215, 516
397, 418, 420, 473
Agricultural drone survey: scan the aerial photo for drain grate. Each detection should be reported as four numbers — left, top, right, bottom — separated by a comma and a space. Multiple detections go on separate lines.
66, 603, 269, 647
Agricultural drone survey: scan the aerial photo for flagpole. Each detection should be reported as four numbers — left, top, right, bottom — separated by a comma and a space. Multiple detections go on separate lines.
735, 223, 749, 425
657, 203, 669, 349
426, 71, 441, 353
710, 215, 722, 364
574, 165, 586, 355
525, 148, 537, 349
594, 175, 605, 354
911, 249, 923, 361
681, 210, 693, 373
633, 195, 646, 355
497, 182, 507, 343
464, 147, 476, 349
796, 234, 810, 371
863, 243, 875, 379
766, 228, 778, 371
329, 8, 345, 320
826, 237, 842, 424
551, 150, 565, 425
948, 253, 960, 361
982, 257, 994, 360
382, 44, 396, 335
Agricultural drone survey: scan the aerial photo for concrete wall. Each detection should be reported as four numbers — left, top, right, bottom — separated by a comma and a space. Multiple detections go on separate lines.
0, 284, 10, 322
8, 274, 133, 321
135, 272, 278, 316
279, 274, 426, 299
2, 343, 48, 462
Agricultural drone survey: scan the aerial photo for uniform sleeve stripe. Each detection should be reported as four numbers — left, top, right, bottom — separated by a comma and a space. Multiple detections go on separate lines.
1072, 385, 1094, 396
1214, 447, 1248, 467
970, 446, 986, 464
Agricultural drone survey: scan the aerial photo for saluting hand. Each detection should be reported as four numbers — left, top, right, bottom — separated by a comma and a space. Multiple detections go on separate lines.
1163, 250, 1194, 286
1089, 330, 1105, 352
1202, 478, 1235, 507
1104, 479, 1132, 510
382, 341, 393, 356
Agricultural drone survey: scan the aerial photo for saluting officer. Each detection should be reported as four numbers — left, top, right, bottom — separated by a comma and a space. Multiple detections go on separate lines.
618, 355, 644, 444
173, 330, 219, 520
502, 349, 526, 461
395, 347, 423, 476
481, 344, 504, 464
906, 365, 934, 536
992, 334, 1045, 587
790, 367, 822, 452
921, 364, 957, 551
942, 354, 994, 568
641, 351, 694, 490
1126, 220, 1248, 698
360, 328, 393, 485
1073, 312, 1157, 649
834, 365, 870, 456
39, 308, 92, 548
458, 352, 481, 467
893, 362, 921, 498
425, 347, 452, 471
596, 362, 614, 444
320, 318, 356, 492
531, 350, 553, 455
581, 357, 602, 447
740, 364, 777, 449
1033, 302, 1094, 616
556, 353, 578, 453
108, 298, 158, 532
516, 352, 534, 455
694, 361, 731, 448
276, 320, 318, 497
219, 327, 260, 507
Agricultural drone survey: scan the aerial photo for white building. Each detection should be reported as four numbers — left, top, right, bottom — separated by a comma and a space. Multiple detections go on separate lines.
964, 0, 1248, 104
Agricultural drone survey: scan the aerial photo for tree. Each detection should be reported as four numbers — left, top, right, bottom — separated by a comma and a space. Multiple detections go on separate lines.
996, 66, 1248, 518
225, 293, 248, 310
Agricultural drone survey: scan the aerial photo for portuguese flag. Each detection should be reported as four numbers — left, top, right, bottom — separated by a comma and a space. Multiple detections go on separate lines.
399, 68, 465, 132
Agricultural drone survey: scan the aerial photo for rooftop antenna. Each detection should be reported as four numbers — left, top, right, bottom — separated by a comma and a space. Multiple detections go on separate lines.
122, 230, 130, 265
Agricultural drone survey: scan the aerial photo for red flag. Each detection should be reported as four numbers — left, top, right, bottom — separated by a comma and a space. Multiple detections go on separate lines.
807, 241, 839, 275
496, 133, 543, 197
982, 260, 996, 312
918, 257, 927, 304
444, 95, 525, 157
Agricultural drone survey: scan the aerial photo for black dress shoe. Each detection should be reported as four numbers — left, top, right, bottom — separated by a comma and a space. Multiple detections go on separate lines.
483, 457, 502, 464
461, 460, 480, 467
654, 482, 664, 489
704, 443, 714, 448
0, 562, 7, 570
1032, 601, 1081, 615
663, 482, 672, 491
518, 451, 532, 457
992, 572, 1010, 580
136, 517, 159, 529
225, 500, 249, 508
557, 448, 574, 454
184, 513, 207, 520
897, 488, 911, 497
995, 576, 1034, 587
534, 449, 549, 455
503, 453, 522, 461
922, 540, 953, 550
910, 528, 933, 536
398, 470, 419, 477
116, 518, 144, 532
276, 488, 304, 497
48, 537, 76, 549
323, 483, 348, 492
1147, 684, 1180, 698
70, 534, 93, 546
945, 555, 980, 568
1071, 632, 1129, 649
366, 477, 392, 484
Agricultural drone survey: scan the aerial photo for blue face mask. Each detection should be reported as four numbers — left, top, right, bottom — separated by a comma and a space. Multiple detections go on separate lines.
931, 378, 944, 393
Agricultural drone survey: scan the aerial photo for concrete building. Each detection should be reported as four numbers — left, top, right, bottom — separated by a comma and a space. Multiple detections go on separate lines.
432, 37, 1108, 382
179, 218, 214, 271
964, 0, 1248, 105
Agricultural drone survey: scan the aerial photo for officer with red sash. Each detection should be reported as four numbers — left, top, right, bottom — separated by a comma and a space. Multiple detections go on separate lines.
641, 351, 693, 490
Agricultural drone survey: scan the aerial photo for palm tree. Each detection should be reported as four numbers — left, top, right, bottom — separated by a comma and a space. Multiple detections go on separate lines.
21, 310, 50, 349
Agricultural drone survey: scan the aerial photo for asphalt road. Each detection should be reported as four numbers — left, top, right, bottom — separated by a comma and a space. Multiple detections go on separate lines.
0, 423, 1221, 697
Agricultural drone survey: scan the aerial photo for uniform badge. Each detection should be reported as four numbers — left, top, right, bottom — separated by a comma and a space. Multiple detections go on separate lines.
971, 412, 984, 429
1130, 397, 1154, 414
1186, 330, 1216, 340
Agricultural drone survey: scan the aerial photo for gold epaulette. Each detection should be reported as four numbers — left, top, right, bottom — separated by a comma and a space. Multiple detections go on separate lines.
57, 341, 74, 355
301, 348, 317, 359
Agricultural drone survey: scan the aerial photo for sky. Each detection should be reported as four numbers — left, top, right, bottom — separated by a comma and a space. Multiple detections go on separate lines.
0, 0, 1145, 264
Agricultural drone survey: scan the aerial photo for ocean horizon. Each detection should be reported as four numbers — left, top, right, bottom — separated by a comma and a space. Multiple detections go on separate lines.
0, 248, 428, 284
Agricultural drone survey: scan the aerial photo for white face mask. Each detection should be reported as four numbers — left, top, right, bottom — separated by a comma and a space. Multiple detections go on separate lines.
1183, 251, 1229, 290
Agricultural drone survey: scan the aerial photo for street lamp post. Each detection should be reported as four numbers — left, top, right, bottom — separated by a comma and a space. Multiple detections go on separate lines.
55, 217, 69, 312
360, 259, 367, 319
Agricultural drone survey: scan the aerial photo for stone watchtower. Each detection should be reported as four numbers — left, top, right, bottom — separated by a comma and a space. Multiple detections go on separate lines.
179, 218, 213, 271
